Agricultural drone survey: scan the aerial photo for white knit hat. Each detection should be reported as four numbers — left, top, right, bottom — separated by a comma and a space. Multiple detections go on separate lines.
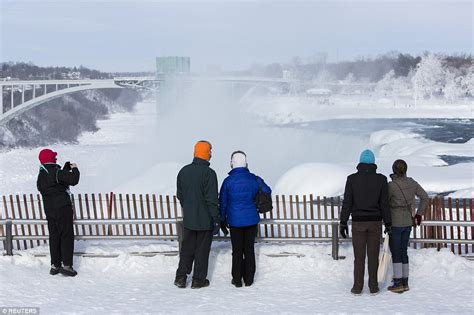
231, 151, 247, 169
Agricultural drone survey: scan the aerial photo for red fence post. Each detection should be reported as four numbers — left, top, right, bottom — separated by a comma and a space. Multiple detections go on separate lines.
108, 192, 114, 236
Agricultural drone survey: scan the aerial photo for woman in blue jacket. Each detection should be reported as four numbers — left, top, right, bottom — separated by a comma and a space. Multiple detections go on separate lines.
219, 151, 272, 287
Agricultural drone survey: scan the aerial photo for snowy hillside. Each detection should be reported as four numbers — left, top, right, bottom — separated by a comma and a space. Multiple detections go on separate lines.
0, 89, 140, 147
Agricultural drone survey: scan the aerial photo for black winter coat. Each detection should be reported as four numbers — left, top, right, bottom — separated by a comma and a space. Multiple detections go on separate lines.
177, 158, 220, 230
37, 163, 80, 211
340, 163, 391, 226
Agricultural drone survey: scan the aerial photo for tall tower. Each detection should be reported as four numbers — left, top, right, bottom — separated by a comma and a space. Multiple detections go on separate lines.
156, 56, 191, 78
155, 57, 191, 114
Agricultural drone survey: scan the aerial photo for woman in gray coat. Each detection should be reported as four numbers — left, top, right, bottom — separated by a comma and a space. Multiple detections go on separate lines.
387, 159, 429, 293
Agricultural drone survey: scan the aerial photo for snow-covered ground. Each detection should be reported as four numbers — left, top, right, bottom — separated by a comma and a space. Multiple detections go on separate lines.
1, 241, 472, 314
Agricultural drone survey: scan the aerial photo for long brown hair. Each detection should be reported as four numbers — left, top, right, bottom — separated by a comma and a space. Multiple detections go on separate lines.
392, 159, 408, 176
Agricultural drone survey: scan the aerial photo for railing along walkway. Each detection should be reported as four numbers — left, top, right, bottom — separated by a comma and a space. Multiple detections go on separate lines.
1, 194, 472, 258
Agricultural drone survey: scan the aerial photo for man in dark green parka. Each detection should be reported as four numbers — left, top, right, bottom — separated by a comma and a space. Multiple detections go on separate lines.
174, 140, 220, 289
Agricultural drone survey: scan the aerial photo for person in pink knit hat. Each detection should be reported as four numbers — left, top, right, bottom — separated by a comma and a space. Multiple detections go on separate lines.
37, 148, 80, 277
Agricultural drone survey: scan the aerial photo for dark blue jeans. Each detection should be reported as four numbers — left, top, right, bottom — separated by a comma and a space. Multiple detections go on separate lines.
389, 226, 412, 264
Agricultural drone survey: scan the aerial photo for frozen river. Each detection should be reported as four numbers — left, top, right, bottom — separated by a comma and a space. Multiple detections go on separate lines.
0, 99, 472, 197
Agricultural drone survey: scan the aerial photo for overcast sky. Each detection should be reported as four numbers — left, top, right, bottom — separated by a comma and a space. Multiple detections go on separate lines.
0, 0, 472, 72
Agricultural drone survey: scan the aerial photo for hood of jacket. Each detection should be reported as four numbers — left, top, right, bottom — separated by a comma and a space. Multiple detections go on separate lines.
228, 167, 249, 176
356, 163, 377, 173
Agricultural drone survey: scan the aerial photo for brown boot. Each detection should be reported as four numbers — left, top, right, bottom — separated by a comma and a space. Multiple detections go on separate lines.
402, 277, 410, 291
388, 278, 404, 293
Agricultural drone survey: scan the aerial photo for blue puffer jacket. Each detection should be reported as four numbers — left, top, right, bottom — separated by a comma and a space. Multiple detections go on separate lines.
219, 167, 272, 228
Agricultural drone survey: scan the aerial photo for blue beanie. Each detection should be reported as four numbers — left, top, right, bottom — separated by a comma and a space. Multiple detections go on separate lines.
359, 149, 375, 164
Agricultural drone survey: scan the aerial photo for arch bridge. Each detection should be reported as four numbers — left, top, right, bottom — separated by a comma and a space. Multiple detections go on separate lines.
0, 76, 293, 124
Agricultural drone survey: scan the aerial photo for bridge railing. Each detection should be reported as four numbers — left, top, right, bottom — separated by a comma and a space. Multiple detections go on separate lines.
1, 194, 472, 257
1, 80, 120, 115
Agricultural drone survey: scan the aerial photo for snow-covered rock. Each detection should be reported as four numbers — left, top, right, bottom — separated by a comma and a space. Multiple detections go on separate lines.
274, 163, 352, 196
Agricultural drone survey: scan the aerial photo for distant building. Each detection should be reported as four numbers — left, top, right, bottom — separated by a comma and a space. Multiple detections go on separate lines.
282, 70, 293, 80
61, 71, 81, 79
306, 88, 332, 105
156, 56, 190, 77
306, 88, 332, 96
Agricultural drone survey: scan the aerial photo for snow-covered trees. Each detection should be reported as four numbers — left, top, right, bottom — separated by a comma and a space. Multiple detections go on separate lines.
375, 70, 412, 98
412, 54, 445, 100
409, 54, 472, 103
443, 70, 465, 103
375, 70, 394, 96
464, 65, 474, 97
341, 73, 356, 94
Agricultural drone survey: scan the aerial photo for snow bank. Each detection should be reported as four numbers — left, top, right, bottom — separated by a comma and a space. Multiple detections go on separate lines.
274, 163, 352, 196
377, 137, 474, 167
0, 241, 472, 313
371, 129, 473, 196
369, 129, 419, 148
405, 163, 474, 194
274, 129, 473, 197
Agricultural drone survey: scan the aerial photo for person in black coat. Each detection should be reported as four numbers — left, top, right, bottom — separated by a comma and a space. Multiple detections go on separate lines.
36, 148, 80, 277
174, 140, 220, 289
339, 149, 392, 295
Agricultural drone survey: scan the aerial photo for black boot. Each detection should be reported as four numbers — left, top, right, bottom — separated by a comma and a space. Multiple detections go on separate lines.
370, 287, 380, 295
49, 264, 60, 275
350, 288, 362, 296
231, 279, 242, 288
402, 277, 410, 291
388, 278, 404, 293
59, 265, 77, 277
191, 279, 210, 289
174, 275, 187, 288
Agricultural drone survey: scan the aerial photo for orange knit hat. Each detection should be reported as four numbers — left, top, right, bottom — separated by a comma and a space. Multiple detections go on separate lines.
194, 141, 212, 161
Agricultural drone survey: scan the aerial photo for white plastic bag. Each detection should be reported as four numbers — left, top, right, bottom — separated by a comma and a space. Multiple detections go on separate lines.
377, 233, 392, 283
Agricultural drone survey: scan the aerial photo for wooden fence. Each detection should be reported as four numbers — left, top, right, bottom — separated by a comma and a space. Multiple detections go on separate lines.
1, 194, 472, 255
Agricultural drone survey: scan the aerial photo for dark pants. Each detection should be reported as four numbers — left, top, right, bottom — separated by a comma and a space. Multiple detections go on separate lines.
351, 221, 382, 291
389, 226, 411, 264
389, 226, 412, 279
45, 205, 75, 267
230, 225, 257, 284
176, 228, 213, 280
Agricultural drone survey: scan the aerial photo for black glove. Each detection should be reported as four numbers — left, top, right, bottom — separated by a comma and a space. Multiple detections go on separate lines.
212, 221, 220, 236
340, 223, 348, 238
384, 225, 392, 235
220, 222, 229, 236
63, 161, 71, 171
414, 214, 422, 226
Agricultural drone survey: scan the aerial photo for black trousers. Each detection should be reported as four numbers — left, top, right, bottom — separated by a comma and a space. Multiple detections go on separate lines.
230, 225, 257, 284
45, 205, 75, 267
176, 228, 213, 280
351, 221, 382, 291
